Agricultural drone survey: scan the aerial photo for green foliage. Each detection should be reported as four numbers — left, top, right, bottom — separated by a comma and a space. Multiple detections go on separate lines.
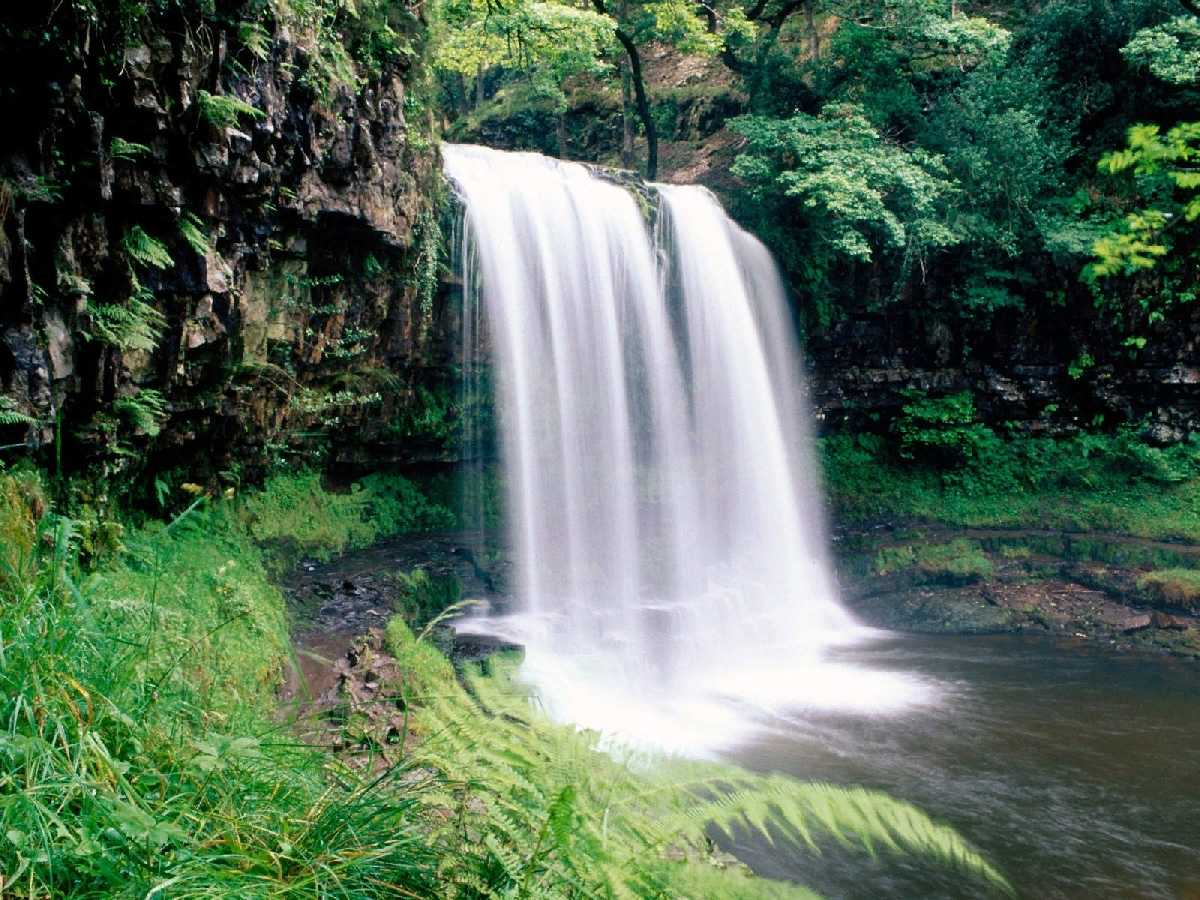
410, 655, 1012, 899
239, 20, 272, 62
239, 470, 453, 572
392, 567, 464, 625
873, 538, 997, 584
389, 382, 458, 441
435, 0, 615, 81
122, 225, 173, 270
177, 211, 212, 256
893, 390, 998, 465
196, 89, 266, 128
1087, 122, 1200, 277
1137, 567, 1200, 609
0, 395, 37, 428
385, 616, 459, 698
357, 469, 458, 533
412, 210, 444, 341
108, 136, 151, 160
821, 426, 1200, 539
0, 473, 440, 899
1122, 15, 1200, 84
84, 296, 167, 352
730, 105, 960, 323
113, 388, 168, 437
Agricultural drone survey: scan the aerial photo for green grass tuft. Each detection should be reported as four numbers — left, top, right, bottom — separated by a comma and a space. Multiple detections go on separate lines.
1137, 568, 1200, 610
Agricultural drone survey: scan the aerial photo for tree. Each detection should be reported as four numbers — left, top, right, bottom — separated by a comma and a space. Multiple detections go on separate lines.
433, 0, 617, 120
730, 104, 961, 325
586, 0, 754, 177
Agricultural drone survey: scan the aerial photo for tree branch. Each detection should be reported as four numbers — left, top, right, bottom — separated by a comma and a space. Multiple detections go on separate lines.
592, 0, 658, 178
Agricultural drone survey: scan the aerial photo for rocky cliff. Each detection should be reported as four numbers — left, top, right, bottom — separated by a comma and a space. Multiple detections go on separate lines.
0, 5, 457, 496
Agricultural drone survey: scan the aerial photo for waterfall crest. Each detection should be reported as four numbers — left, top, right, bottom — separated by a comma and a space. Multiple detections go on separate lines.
445, 145, 928, 753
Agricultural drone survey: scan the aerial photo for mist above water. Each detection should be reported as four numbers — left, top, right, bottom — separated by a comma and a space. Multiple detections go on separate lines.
443, 145, 935, 754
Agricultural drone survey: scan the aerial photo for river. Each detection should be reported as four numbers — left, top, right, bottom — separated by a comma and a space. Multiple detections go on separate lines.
727, 633, 1200, 899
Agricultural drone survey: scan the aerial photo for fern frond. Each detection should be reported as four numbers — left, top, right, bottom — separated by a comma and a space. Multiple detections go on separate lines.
197, 89, 266, 128
177, 211, 212, 256
412, 655, 1013, 900
84, 297, 166, 352
113, 389, 167, 437
109, 137, 151, 160
239, 21, 271, 60
0, 396, 37, 427
122, 226, 173, 270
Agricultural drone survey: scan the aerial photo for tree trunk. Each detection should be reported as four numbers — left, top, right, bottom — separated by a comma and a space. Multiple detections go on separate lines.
614, 30, 657, 179
454, 71, 469, 117
805, 1, 819, 61
590, 0, 657, 179
620, 59, 636, 169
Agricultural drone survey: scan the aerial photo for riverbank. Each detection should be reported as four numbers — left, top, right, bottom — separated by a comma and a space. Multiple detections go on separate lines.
2, 467, 1005, 899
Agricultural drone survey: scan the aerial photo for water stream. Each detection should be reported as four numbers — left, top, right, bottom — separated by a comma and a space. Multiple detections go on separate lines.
443, 144, 929, 753
440, 145, 1200, 894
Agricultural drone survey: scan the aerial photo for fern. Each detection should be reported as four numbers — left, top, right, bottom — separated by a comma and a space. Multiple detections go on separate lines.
122, 225, 173, 270
109, 137, 151, 160
239, 21, 272, 61
409, 656, 1013, 900
113, 389, 167, 437
85, 295, 167, 352
177, 211, 212, 256
197, 89, 266, 128
0, 396, 37, 427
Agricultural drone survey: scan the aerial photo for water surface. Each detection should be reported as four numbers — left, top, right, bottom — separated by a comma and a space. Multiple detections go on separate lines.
728, 634, 1200, 899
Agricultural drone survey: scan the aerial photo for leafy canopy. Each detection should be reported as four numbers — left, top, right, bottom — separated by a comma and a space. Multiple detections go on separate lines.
731, 104, 960, 322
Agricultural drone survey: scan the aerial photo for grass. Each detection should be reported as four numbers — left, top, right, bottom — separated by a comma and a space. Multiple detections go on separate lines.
873, 538, 996, 584
0, 471, 443, 899
822, 429, 1200, 542
1, 464, 1012, 899
1137, 568, 1200, 610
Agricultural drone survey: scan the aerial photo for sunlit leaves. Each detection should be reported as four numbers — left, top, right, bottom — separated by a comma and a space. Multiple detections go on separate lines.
731, 105, 960, 264
1122, 15, 1200, 85
1088, 122, 1200, 277
434, 0, 616, 78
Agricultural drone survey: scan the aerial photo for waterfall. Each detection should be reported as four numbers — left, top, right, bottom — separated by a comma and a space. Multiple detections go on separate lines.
444, 145, 930, 754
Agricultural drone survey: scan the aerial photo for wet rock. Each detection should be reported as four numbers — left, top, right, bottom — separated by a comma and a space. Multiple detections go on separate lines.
1122, 614, 1152, 632
1151, 611, 1190, 630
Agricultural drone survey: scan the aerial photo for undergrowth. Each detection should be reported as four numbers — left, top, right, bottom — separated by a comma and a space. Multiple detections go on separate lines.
1137, 568, 1200, 610
872, 538, 996, 584
0, 470, 441, 899
822, 428, 1200, 541
395, 647, 1014, 900
240, 469, 454, 574
1, 465, 1011, 899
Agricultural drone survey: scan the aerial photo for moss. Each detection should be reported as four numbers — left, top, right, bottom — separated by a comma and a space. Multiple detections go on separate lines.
873, 538, 996, 585
239, 469, 454, 574
1137, 569, 1200, 610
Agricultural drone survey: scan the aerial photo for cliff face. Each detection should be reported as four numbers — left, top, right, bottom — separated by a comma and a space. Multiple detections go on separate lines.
0, 9, 458, 493
804, 288, 1200, 443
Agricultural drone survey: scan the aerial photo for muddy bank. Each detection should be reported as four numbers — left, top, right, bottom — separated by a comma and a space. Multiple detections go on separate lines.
277, 529, 517, 740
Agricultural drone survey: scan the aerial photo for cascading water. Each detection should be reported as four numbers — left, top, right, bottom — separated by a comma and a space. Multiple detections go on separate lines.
445, 144, 931, 753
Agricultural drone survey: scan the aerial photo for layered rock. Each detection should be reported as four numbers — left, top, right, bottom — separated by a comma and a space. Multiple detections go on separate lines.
0, 15, 458, 489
